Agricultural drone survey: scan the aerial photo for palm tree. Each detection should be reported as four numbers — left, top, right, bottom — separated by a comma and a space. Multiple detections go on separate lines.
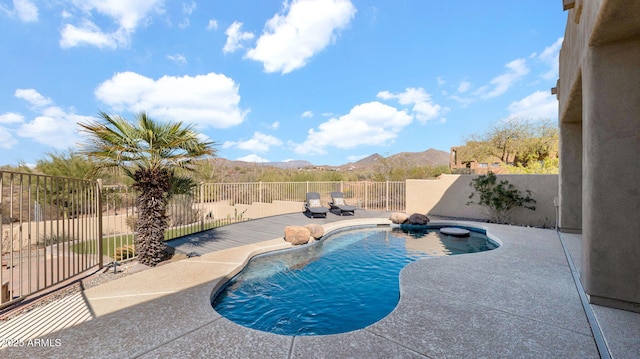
79, 111, 216, 266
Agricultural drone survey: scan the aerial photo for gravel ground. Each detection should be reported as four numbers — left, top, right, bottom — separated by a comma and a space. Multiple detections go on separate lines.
0, 260, 151, 321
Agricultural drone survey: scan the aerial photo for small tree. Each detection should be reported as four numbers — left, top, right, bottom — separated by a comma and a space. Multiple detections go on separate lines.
467, 172, 536, 224
79, 111, 216, 266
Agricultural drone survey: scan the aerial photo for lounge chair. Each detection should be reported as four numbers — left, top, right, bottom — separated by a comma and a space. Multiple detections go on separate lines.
305, 192, 329, 218
329, 192, 356, 216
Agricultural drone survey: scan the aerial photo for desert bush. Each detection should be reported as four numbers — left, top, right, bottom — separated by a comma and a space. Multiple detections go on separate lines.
114, 244, 136, 261
167, 194, 200, 227
467, 172, 536, 224
126, 216, 138, 232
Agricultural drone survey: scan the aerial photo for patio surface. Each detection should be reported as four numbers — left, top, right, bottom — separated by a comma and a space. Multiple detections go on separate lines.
1, 210, 639, 358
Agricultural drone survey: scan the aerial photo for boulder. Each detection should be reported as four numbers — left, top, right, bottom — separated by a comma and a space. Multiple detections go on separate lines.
284, 226, 311, 245
389, 212, 410, 224
304, 223, 324, 239
408, 213, 430, 225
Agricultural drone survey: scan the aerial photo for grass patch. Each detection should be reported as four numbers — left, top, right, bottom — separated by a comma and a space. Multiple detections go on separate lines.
70, 220, 225, 258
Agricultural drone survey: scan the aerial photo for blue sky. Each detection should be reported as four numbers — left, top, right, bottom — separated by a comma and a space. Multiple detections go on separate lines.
0, 0, 566, 167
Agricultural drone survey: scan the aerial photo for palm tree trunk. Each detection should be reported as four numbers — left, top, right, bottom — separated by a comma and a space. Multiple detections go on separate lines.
134, 169, 171, 266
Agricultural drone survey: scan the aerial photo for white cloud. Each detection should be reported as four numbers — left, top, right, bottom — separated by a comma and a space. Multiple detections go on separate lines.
377, 88, 428, 105
0, 127, 18, 149
223, 21, 255, 54
377, 87, 446, 124
14, 88, 53, 108
18, 111, 91, 149
182, 2, 196, 15
59, 0, 164, 49
179, 1, 196, 28
293, 101, 412, 155
301, 110, 313, 118
167, 53, 187, 65
270, 121, 280, 129
95, 71, 248, 129
206, 19, 218, 31
538, 37, 563, 80
436, 76, 445, 86
73, 0, 163, 30
1, 0, 38, 23
7, 89, 95, 149
457, 81, 471, 93
245, 0, 356, 74
236, 154, 269, 163
9, 0, 38, 22
476, 58, 529, 99
0, 112, 24, 124
223, 132, 283, 153
60, 20, 126, 49
507, 90, 558, 120
449, 95, 474, 107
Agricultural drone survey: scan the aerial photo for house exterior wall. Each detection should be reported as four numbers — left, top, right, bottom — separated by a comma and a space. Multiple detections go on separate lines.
449, 147, 507, 175
558, 0, 640, 312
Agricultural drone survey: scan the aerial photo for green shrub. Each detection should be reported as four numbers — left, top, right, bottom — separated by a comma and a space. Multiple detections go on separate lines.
467, 172, 536, 224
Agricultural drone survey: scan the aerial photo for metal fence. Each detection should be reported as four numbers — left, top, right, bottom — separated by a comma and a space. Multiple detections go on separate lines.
196, 181, 405, 215
1, 171, 101, 308
2, 173, 405, 308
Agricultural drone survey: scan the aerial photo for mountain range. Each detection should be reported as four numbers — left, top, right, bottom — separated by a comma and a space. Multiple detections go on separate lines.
213, 148, 451, 170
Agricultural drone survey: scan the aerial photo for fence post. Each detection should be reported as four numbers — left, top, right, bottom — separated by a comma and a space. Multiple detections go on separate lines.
386, 181, 389, 212
200, 182, 205, 232
97, 179, 104, 269
365, 181, 368, 210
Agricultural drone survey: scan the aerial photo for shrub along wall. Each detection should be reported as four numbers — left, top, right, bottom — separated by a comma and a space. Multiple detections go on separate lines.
406, 174, 558, 228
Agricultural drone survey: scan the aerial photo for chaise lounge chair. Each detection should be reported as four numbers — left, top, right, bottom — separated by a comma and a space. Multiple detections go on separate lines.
305, 192, 330, 218
329, 192, 356, 216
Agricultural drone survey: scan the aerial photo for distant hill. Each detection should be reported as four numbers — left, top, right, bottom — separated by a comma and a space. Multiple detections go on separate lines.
264, 160, 314, 169
212, 158, 313, 169
352, 153, 383, 166
338, 148, 450, 171
210, 148, 450, 171
388, 148, 451, 167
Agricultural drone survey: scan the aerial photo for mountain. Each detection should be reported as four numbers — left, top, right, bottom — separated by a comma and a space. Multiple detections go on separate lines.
207, 158, 313, 169
210, 148, 450, 170
352, 153, 384, 165
340, 148, 450, 171
263, 160, 313, 169
388, 148, 451, 167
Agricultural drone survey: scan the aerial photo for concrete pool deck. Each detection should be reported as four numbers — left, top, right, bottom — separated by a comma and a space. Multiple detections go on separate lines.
1, 216, 639, 358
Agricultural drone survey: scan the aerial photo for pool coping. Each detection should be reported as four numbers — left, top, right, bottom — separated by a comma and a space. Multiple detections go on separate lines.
1, 217, 635, 358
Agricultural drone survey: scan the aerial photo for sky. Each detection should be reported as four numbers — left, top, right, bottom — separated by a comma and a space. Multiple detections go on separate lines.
0, 0, 567, 167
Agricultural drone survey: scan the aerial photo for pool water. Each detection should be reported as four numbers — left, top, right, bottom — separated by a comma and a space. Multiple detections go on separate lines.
212, 226, 497, 336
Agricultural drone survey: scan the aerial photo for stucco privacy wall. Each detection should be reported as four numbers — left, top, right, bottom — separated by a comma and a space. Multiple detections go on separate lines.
406, 174, 558, 228
558, 0, 640, 312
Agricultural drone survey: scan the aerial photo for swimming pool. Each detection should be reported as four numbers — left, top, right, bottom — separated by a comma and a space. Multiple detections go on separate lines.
212, 225, 498, 336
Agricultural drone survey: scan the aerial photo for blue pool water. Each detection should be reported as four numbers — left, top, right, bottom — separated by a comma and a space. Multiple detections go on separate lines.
212, 226, 497, 336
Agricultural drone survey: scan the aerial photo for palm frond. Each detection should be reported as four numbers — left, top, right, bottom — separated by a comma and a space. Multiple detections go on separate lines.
77, 111, 216, 179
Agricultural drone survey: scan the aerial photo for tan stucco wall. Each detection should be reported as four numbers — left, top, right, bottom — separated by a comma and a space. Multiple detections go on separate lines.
558, 0, 640, 312
406, 174, 558, 228
558, 122, 582, 233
